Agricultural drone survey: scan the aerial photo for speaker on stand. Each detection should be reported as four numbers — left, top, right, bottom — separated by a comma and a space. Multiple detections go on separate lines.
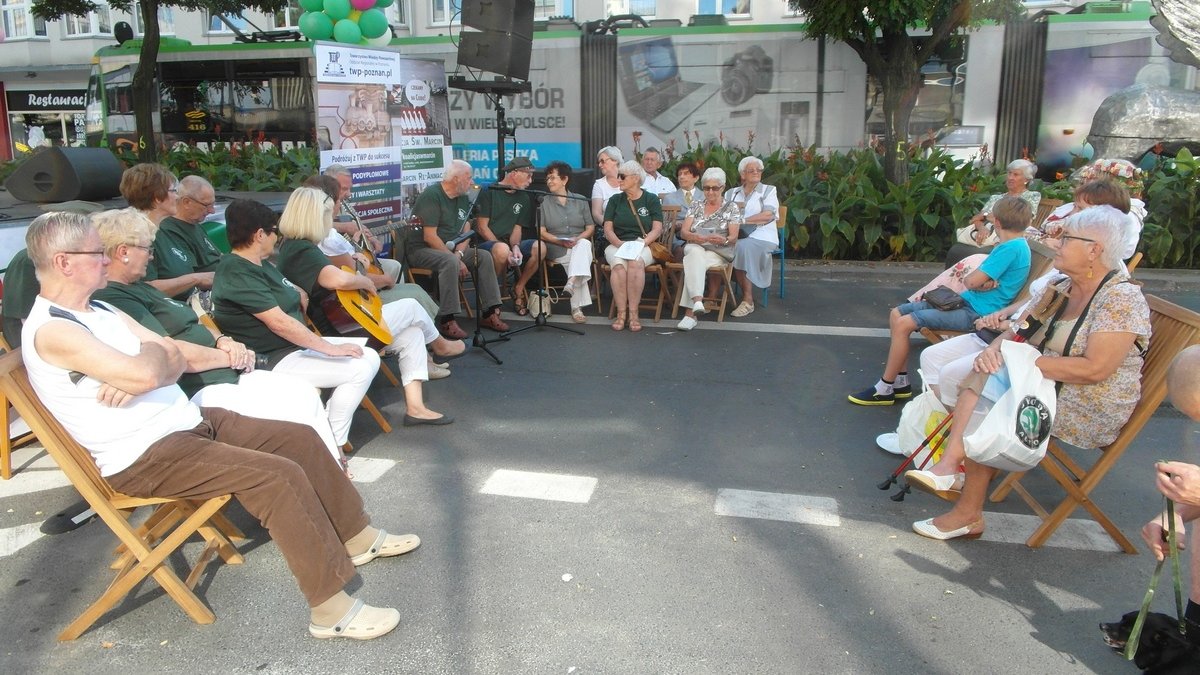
456, 0, 534, 81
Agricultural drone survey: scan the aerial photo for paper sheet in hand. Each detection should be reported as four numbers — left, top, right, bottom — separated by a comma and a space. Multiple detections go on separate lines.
302, 336, 369, 359
614, 240, 645, 260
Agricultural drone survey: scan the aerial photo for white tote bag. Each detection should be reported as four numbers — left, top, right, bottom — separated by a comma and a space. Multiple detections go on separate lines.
897, 374, 950, 467
963, 341, 1056, 472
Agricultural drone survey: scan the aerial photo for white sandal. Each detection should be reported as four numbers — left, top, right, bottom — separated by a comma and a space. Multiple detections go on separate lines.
730, 301, 755, 318
350, 529, 421, 566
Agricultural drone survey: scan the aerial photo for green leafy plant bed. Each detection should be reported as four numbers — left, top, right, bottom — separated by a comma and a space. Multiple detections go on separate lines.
657, 137, 1199, 270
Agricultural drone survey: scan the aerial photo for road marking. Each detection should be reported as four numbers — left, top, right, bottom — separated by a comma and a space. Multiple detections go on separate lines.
480, 469, 597, 503
977, 512, 1123, 552
0, 522, 44, 558
714, 488, 841, 526
347, 456, 395, 483
504, 313, 891, 338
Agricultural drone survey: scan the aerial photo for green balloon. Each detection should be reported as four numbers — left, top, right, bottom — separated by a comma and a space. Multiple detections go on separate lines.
324, 0, 352, 21
299, 0, 324, 11
299, 11, 334, 40
358, 9, 388, 39
333, 18, 362, 44
375, 0, 393, 7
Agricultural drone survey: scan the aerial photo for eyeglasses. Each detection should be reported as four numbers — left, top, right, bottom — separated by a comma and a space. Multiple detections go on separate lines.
742, 168, 763, 174
702, 185, 723, 192
168, 186, 179, 193
126, 243, 153, 254
262, 226, 279, 236
187, 196, 215, 209
61, 250, 106, 257
1060, 235, 1096, 244
617, 173, 627, 180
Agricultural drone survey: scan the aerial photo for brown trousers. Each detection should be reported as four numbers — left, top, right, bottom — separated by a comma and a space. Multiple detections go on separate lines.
106, 408, 369, 606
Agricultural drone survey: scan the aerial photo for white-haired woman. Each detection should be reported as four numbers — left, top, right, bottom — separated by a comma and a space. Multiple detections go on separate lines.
904, 206, 1149, 538
724, 156, 779, 318
591, 146, 624, 226
273, 187, 464, 426
676, 167, 741, 331
945, 158, 1042, 267
602, 160, 663, 332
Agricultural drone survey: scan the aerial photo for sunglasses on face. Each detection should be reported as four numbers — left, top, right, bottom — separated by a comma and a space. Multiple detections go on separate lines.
617, 173, 627, 180
702, 186, 723, 192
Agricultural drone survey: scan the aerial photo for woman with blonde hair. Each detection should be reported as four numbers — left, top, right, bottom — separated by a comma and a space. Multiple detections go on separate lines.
275, 187, 464, 426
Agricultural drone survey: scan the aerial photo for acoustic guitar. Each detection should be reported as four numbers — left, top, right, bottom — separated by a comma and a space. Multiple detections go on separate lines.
319, 260, 393, 350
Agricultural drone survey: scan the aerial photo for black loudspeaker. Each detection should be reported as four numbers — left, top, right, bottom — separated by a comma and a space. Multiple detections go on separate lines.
457, 0, 534, 81
462, 0, 534, 40
5, 147, 124, 203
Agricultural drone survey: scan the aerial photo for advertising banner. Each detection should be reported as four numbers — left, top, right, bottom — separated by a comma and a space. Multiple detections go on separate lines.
315, 42, 452, 227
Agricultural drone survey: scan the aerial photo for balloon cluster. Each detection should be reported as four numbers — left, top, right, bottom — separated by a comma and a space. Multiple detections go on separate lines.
298, 0, 393, 46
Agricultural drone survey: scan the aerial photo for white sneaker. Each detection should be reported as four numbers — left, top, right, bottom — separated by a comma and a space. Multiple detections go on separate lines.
693, 300, 707, 315
428, 364, 451, 380
875, 432, 902, 455
677, 315, 698, 331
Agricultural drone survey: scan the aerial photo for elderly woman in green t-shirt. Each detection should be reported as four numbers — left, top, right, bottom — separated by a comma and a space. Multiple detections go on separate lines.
602, 160, 663, 333
89, 207, 344, 467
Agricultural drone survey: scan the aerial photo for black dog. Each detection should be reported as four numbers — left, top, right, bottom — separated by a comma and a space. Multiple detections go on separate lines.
1100, 611, 1200, 673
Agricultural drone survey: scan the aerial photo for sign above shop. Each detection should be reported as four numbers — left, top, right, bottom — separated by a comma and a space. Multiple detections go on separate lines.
6, 89, 87, 112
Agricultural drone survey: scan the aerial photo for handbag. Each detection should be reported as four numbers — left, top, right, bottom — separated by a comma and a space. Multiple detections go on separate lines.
629, 198, 671, 263
897, 375, 949, 467
962, 340, 1056, 472
955, 223, 998, 247
527, 288, 555, 317
923, 285, 966, 311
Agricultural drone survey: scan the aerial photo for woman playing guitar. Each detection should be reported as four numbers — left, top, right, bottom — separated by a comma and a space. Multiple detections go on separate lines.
275, 187, 465, 427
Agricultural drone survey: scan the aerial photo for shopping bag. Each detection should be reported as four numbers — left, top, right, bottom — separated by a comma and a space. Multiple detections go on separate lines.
897, 376, 949, 467
963, 340, 1056, 472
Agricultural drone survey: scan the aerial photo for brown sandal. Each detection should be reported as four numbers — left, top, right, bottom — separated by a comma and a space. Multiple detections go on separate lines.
628, 316, 642, 332
611, 312, 627, 331
513, 288, 529, 316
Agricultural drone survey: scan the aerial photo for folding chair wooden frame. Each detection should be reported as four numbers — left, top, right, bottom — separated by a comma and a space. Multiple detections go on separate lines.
406, 267, 474, 318
668, 261, 736, 322
988, 294, 1200, 552
0, 334, 36, 479
0, 349, 245, 640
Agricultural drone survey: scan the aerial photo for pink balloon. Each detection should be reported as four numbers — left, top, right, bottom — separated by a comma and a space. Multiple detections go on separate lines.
350, 0, 374, 9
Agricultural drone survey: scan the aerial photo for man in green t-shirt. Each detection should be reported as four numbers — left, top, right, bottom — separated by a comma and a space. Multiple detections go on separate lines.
145, 175, 223, 300
406, 160, 506, 339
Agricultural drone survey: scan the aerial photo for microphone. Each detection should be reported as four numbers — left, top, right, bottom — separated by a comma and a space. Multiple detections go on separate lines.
447, 229, 476, 249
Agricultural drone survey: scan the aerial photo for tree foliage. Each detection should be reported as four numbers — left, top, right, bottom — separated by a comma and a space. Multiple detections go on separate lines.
788, 0, 1023, 184
33, 0, 288, 163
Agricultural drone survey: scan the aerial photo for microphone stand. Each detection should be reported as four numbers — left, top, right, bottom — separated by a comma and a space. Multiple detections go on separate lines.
455, 187, 507, 364
489, 185, 588, 339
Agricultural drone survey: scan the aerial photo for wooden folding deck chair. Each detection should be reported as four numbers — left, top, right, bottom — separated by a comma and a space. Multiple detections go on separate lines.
0, 334, 36, 479
0, 349, 245, 640
988, 294, 1200, 552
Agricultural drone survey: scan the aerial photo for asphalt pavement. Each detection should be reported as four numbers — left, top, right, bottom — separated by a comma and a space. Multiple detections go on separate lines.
1, 261, 1198, 674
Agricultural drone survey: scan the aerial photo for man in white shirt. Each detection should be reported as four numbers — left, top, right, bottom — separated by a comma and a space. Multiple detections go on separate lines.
323, 164, 404, 284
640, 148, 676, 197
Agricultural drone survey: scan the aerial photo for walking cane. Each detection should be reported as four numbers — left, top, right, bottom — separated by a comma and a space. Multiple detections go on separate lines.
877, 410, 955, 495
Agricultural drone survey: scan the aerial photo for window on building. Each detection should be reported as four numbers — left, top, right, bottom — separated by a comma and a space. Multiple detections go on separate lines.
132, 3, 175, 35
697, 0, 749, 16
208, 11, 250, 34
430, 0, 461, 24
1, 0, 48, 39
533, 0, 572, 18
63, 4, 112, 37
272, 0, 303, 29
626, 0, 656, 18
386, 0, 407, 25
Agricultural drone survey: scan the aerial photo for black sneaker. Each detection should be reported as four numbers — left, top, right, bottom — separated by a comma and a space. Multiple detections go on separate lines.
848, 386, 896, 406
893, 384, 913, 399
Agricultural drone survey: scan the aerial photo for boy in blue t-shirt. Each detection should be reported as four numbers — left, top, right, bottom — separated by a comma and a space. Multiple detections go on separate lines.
849, 196, 1033, 406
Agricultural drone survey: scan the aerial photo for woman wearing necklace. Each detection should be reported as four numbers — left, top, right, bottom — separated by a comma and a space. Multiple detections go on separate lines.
724, 156, 779, 318
903, 206, 1150, 540
675, 167, 740, 331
